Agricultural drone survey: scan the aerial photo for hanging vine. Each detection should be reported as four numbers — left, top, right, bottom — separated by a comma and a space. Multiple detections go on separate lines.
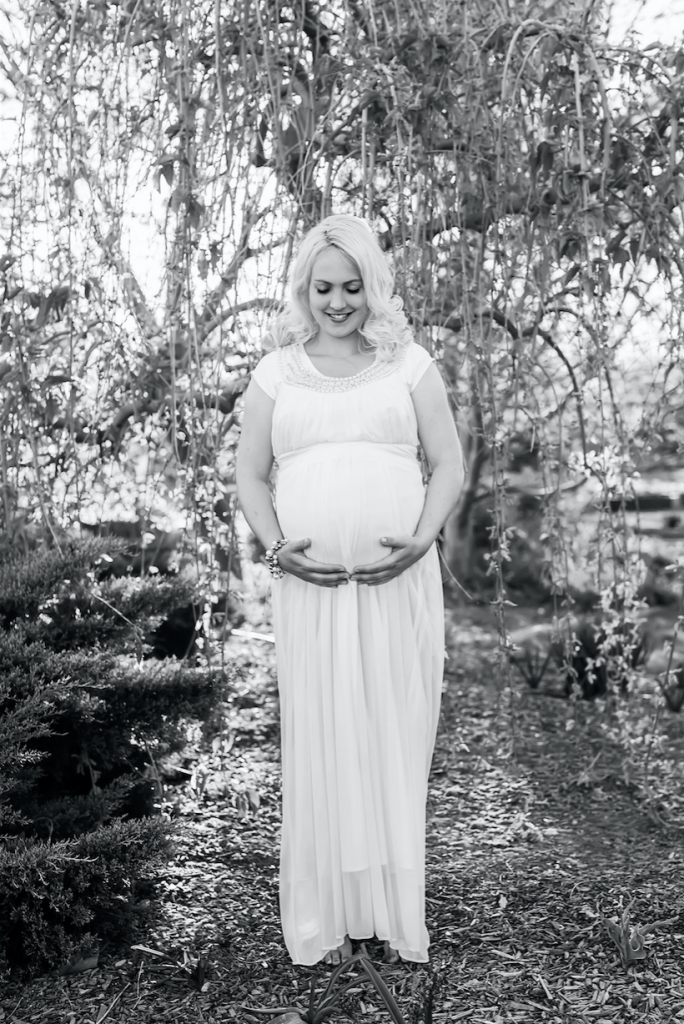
0, 0, 683, 681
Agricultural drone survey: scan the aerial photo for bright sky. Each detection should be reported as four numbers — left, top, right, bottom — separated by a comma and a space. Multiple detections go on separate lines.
608, 0, 684, 41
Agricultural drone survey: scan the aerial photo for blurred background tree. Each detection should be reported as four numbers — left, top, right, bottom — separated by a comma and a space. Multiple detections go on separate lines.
1, 0, 683, 608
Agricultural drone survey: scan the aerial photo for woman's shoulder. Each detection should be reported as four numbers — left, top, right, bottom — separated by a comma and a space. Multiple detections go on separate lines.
251, 346, 287, 397
400, 340, 434, 389
403, 339, 433, 359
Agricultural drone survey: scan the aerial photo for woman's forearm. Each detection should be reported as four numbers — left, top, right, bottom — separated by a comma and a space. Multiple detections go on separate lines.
236, 475, 283, 550
413, 460, 464, 548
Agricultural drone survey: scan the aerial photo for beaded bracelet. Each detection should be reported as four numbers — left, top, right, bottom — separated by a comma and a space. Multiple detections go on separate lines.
265, 538, 289, 579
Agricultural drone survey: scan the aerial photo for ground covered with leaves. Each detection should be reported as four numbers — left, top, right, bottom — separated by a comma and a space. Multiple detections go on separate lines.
2, 606, 684, 1024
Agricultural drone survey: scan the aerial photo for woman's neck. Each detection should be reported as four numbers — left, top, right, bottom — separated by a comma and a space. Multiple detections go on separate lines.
306, 333, 368, 356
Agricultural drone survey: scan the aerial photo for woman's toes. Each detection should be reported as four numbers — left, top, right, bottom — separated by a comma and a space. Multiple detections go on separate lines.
382, 941, 400, 964
324, 937, 352, 965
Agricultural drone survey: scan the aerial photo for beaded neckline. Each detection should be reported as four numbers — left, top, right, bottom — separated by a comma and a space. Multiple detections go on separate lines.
279, 343, 404, 393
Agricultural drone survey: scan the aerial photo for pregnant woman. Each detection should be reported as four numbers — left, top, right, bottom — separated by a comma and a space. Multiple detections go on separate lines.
236, 214, 464, 966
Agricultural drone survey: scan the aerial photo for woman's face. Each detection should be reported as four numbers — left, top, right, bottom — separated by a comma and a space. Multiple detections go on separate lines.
307, 246, 367, 343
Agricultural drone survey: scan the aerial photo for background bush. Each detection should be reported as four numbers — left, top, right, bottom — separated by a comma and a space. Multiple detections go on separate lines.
0, 538, 232, 977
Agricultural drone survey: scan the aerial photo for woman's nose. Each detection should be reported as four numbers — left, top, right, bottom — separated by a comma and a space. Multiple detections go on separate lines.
328, 289, 346, 309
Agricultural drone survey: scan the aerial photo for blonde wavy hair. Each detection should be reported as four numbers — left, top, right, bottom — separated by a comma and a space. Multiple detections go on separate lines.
267, 214, 413, 360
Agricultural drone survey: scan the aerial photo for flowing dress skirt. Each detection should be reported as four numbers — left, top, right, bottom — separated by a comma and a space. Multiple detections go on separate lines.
271, 441, 444, 964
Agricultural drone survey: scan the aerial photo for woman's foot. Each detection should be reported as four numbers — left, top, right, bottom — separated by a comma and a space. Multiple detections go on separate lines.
324, 935, 353, 965
382, 941, 400, 964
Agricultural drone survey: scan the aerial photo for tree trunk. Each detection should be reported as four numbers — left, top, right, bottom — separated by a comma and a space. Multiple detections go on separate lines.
443, 376, 488, 589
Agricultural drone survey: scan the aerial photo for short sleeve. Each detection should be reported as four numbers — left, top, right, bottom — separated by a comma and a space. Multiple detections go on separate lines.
404, 342, 434, 391
250, 350, 281, 400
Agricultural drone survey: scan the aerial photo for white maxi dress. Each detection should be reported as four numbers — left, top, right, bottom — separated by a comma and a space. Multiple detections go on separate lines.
251, 340, 444, 965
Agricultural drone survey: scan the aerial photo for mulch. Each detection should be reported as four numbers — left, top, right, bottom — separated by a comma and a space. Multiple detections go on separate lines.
2, 607, 684, 1024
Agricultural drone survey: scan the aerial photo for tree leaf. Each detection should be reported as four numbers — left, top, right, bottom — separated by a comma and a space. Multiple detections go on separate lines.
58, 953, 99, 976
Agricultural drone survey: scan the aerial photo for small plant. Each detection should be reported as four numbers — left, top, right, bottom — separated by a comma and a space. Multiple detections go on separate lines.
510, 639, 555, 690
658, 664, 684, 712
602, 902, 675, 967
510, 613, 652, 700
656, 612, 684, 712
243, 952, 406, 1024
557, 617, 648, 700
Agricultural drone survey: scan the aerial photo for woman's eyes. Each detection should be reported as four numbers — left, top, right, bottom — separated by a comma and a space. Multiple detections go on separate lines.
315, 286, 362, 294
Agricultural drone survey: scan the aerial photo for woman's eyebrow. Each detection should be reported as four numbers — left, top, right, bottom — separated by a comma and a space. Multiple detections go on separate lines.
312, 278, 363, 285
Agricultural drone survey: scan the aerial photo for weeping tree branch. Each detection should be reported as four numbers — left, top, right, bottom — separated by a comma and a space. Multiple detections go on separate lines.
86, 175, 161, 343
436, 308, 589, 467
199, 297, 280, 339
197, 228, 285, 341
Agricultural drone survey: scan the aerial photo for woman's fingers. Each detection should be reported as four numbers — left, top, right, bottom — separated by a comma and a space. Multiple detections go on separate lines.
302, 566, 350, 585
278, 541, 351, 587
352, 535, 421, 584
279, 540, 346, 572
354, 564, 399, 575
294, 556, 349, 582
305, 556, 349, 574
352, 566, 405, 585
277, 536, 425, 587
351, 552, 402, 578
283, 563, 349, 586
298, 572, 349, 587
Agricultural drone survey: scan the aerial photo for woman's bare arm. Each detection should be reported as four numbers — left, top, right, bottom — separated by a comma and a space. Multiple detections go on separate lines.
235, 380, 282, 550
351, 363, 464, 585
411, 362, 465, 547
236, 378, 350, 587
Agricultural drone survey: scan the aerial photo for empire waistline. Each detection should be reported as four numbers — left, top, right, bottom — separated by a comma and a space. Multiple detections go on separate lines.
274, 440, 419, 468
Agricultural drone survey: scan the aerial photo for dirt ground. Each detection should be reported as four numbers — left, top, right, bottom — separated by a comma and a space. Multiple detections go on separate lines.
2, 604, 684, 1024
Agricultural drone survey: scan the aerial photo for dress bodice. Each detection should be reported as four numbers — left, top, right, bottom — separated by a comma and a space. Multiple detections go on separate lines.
250, 342, 433, 459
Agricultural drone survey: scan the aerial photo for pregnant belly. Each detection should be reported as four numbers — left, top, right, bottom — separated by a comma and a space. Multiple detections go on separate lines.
274, 440, 423, 569
275, 442, 425, 570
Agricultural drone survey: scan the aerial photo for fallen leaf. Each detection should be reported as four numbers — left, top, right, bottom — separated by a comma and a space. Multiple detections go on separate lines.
130, 944, 167, 958
58, 954, 99, 976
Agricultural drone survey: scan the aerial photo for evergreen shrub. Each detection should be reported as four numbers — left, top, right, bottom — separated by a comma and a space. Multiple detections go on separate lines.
0, 819, 170, 980
0, 539, 232, 977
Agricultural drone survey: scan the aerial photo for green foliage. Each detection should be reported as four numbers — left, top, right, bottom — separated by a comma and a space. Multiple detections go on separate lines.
659, 664, 684, 713
561, 617, 649, 700
0, 537, 197, 652
0, 539, 232, 976
0, 669, 64, 829
1, 0, 683, 613
603, 902, 677, 968
0, 819, 170, 979
1, 643, 221, 822
511, 609, 649, 700
0, 539, 109, 627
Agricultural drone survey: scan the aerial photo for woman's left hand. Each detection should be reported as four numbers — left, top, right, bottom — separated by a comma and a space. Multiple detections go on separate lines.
351, 535, 430, 586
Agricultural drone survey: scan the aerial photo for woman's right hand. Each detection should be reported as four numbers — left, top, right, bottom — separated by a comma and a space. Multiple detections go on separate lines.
276, 538, 350, 588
